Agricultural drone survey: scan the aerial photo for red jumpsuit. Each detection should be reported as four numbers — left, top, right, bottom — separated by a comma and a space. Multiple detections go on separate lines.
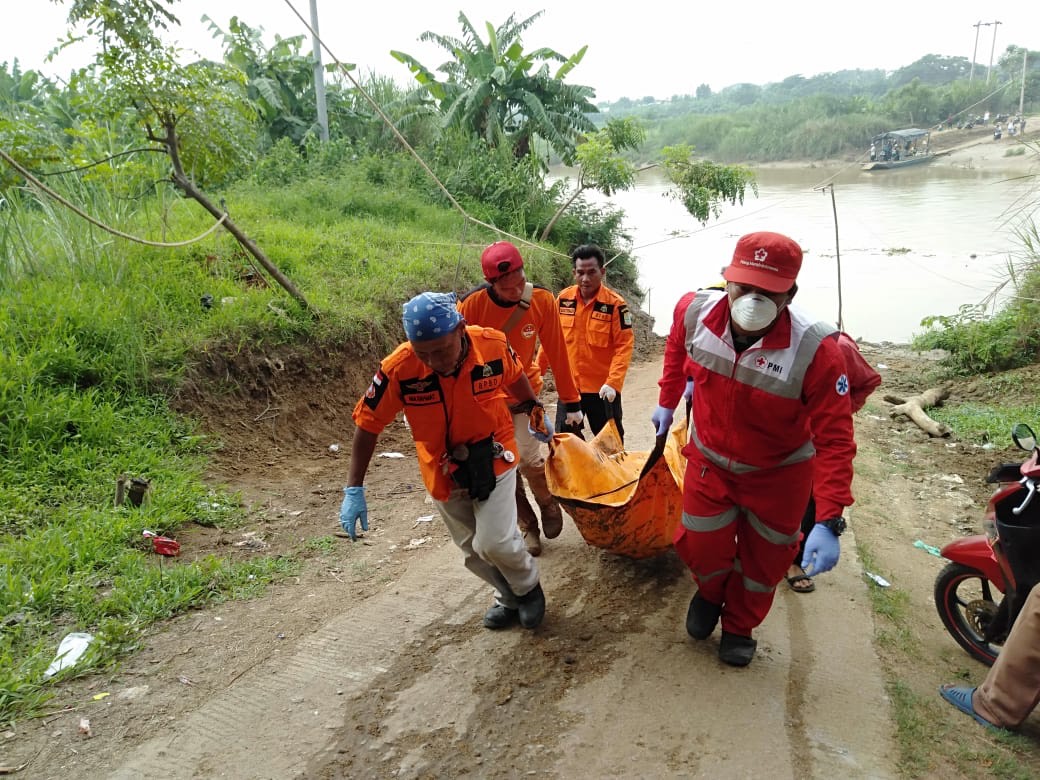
659, 290, 856, 635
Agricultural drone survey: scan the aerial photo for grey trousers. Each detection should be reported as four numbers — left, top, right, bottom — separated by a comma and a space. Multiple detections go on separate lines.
434, 467, 539, 609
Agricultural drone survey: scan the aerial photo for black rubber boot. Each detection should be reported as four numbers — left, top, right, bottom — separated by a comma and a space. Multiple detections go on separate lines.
685, 592, 722, 640
483, 603, 519, 630
516, 583, 546, 629
718, 631, 758, 667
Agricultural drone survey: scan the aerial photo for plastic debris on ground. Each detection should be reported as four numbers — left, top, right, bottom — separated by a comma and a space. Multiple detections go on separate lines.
44, 632, 95, 678
913, 539, 943, 557
404, 537, 431, 550
142, 529, 181, 556
865, 571, 891, 587
378, 452, 406, 458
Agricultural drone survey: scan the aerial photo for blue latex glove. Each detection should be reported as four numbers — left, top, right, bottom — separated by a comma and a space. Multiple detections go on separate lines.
682, 379, 694, 403
651, 405, 674, 436
528, 410, 554, 444
801, 523, 841, 575
340, 486, 369, 541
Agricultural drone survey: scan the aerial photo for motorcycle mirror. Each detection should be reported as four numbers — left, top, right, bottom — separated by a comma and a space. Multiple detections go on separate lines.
1011, 423, 1037, 452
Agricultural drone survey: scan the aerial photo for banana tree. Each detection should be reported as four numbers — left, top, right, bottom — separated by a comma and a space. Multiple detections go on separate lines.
391, 11, 597, 167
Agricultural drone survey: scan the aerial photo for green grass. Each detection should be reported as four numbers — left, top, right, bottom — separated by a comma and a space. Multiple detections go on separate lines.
930, 402, 1040, 446
887, 680, 933, 778
857, 541, 917, 653
306, 536, 337, 555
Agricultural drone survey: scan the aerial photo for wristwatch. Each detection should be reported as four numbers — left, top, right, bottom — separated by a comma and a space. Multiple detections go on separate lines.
822, 517, 847, 537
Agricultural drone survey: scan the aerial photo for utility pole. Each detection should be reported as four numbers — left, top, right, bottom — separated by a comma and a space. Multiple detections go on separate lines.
970, 20, 983, 83
309, 0, 329, 142
986, 20, 1002, 86
1021, 50, 1028, 116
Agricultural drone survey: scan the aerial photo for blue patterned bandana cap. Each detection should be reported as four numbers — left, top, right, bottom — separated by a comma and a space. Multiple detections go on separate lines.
402, 292, 463, 342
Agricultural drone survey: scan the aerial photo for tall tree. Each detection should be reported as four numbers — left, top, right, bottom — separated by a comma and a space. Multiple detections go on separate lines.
539, 117, 646, 241
391, 12, 597, 166
660, 144, 756, 225
205, 16, 323, 150
50, 0, 311, 309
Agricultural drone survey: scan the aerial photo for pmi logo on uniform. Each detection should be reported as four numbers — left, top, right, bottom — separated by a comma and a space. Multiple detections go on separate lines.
754, 355, 785, 376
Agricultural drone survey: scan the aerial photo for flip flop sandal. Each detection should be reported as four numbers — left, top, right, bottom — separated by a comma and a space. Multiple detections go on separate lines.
785, 572, 815, 593
939, 685, 1001, 731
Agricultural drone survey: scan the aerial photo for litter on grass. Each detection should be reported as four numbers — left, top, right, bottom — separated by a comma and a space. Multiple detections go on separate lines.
865, 571, 891, 587
44, 632, 94, 678
913, 539, 943, 557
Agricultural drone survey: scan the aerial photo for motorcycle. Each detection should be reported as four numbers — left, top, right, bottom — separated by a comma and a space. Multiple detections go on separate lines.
934, 423, 1040, 665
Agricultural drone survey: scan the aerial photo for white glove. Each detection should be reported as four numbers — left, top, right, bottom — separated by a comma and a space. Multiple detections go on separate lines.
565, 410, 584, 427
598, 384, 617, 403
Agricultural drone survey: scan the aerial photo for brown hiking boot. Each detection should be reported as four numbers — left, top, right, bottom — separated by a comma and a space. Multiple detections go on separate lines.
537, 500, 564, 539
523, 527, 542, 556
515, 471, 542, 556
522, 465, 565, 539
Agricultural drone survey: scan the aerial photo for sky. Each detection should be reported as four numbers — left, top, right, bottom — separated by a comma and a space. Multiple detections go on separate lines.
3, 1, 1039, 103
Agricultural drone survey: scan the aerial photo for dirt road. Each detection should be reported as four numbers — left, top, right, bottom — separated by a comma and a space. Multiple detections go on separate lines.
15, 343, 949, 779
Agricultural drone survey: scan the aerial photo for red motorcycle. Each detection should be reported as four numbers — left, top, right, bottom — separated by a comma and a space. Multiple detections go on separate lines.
934, 423, 1040, 665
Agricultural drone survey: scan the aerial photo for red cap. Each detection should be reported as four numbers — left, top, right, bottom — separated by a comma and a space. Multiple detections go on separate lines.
480, 241, 524, 281
723, 232, 802, 293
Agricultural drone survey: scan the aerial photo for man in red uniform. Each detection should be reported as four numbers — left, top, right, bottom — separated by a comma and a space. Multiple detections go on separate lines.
459, 242, 584, 556
652, 231, 856, 666
539, 244, 635, 441
340, 292, 551, 630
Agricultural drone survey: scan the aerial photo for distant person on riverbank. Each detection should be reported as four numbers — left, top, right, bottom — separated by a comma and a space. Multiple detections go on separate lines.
341, 291, 549, 630
940, 581, 1040, 730
538, 244, 635, 442
458, 241, 584, 556
651, 231, 857, 667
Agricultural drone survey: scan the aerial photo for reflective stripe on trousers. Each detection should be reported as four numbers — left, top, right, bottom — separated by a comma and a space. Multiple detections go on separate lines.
673, 453, 811, 635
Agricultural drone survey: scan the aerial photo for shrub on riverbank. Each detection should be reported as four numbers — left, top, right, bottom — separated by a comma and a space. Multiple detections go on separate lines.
913, 223, 1040, 373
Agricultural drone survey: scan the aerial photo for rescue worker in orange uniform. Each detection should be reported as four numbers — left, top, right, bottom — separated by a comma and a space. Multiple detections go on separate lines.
539, 244, 635, 441
341, 292, 551, 630
458, 241, 584, 556
652, 232, 856, 667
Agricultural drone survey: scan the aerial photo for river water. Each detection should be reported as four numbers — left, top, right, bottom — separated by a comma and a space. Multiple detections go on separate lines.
578, 163, 1038, 342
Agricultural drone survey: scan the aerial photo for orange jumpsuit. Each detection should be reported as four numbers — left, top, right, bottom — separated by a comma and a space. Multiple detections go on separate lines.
544, 283, 634, 394
458, 284, 580, 409
539, 283, 634, 438
352, 326, 523, 501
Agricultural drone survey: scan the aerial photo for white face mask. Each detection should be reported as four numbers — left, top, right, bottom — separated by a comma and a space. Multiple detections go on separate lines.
730, 293, 779, 331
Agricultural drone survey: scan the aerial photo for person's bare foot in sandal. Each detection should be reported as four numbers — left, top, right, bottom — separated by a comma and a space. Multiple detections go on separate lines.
786, 564, 815, 593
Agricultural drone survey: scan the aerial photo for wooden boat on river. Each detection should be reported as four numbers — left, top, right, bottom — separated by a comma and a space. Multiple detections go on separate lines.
862, 128, 934, 171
